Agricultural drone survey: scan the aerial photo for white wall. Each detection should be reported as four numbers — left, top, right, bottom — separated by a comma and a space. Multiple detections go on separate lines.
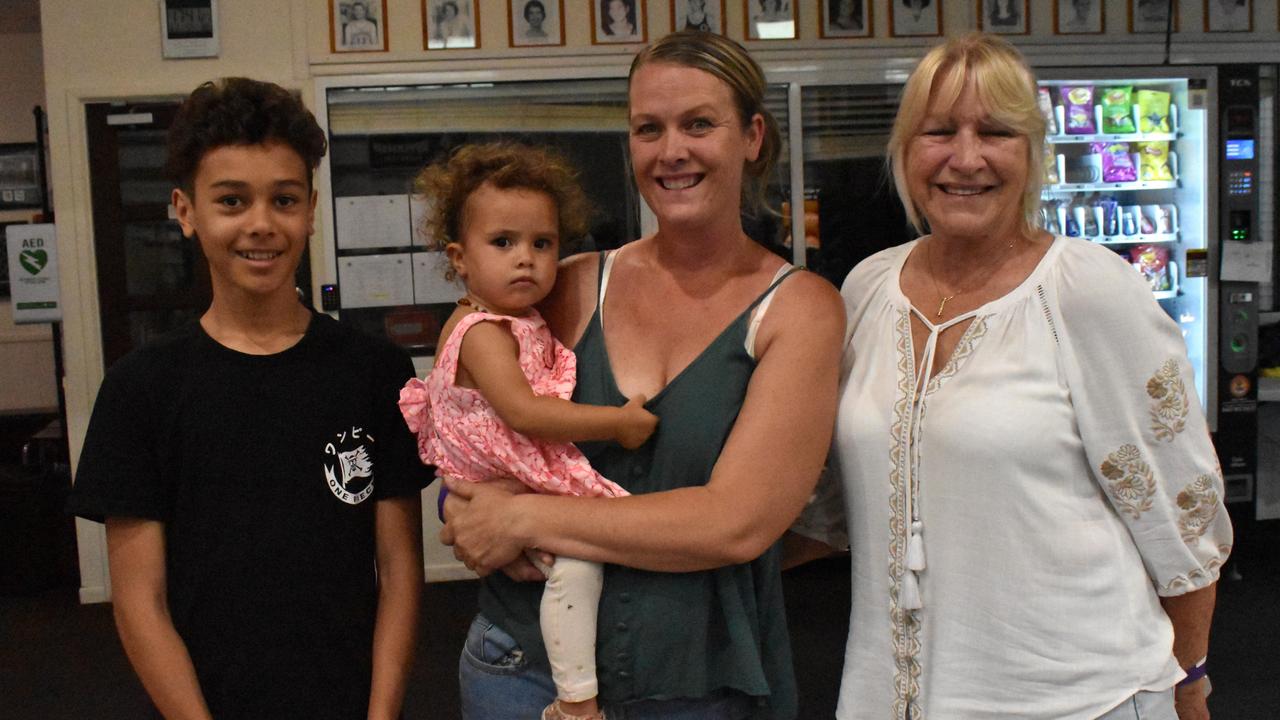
44, 0, 1280, 601
0, 29, 57, 416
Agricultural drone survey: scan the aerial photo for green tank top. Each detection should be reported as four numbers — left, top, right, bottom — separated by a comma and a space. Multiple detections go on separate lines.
478, 252, 800, 719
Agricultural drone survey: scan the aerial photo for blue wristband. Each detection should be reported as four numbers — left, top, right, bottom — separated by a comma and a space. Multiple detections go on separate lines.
1178, 657, 1208, 686
437, 485, 449, 523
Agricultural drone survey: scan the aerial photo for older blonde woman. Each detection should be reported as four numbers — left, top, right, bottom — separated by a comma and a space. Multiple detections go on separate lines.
815, 34, 1230, 720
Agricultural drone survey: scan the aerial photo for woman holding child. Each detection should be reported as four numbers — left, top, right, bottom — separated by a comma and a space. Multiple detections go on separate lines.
804, 33, 1231, 720
437, 30, 844, 719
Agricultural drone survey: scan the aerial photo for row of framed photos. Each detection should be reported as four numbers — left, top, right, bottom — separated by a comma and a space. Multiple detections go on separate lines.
330, 0, 1266, 52
331, 0, 782, 49
975, 0, 1259, 36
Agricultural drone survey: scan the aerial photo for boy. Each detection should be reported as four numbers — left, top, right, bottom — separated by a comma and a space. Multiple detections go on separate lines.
67, 78, 428, 720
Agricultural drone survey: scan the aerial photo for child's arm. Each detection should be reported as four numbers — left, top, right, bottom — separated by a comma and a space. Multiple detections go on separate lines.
459, 320, 657, 448
105, 518, 214, 720
367, 495, 424, 720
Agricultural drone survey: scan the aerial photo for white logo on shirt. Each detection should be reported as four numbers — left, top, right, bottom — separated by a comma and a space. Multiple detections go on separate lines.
324, 426, 375, 505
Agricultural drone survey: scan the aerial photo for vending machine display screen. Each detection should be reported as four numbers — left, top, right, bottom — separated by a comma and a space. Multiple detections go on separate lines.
1225, 138, 1255, 160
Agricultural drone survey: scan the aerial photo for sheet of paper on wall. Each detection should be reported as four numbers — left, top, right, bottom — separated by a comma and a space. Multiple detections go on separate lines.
413, 252, 461, 304
337, 253, 414, 308
1221, 240, 1273, 283
335, 195, 412, 250
410, 196, 436, 248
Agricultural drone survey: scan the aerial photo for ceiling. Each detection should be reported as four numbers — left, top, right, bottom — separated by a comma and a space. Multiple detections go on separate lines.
0, 0, 40, 34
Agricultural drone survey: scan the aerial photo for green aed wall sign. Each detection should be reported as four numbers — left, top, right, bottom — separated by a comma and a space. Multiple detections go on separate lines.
6, 223, 61, 324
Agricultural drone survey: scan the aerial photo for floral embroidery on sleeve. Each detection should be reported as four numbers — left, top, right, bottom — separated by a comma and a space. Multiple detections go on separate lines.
1146, 359, 1189, 442
1100, 444, 1156, 519
1177, 474, 1221, 544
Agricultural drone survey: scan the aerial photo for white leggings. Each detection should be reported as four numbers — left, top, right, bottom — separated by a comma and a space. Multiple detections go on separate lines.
531, 553, 605, 702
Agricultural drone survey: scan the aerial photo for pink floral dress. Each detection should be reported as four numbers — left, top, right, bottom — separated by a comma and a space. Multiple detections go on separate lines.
399, 310, 628, 498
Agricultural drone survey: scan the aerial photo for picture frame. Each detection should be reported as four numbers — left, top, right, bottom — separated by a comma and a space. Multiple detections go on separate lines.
331, 0, 388, 53
820, 0, 872, 38
591, 0, 647, 44
890, 0, 941, 37
979, 0, 1028, 34
0, 144, 43, 211
671, 0, 725, 33
160, 0, 219, 59
424, 0, 479, 49
1204, 0, 1252, 32
510, 0, 564, 46
745, 0, 797, 40
0, 222, 18, 298
1128, 0, 1178, 33
1054, 0, 1104, 34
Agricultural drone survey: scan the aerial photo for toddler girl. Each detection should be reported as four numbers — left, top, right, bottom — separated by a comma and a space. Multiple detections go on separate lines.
399, 143, 656, 720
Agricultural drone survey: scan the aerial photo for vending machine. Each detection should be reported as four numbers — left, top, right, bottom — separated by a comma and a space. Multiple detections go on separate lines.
1215, 65, 1264, 515
1036, 69, 1217, 424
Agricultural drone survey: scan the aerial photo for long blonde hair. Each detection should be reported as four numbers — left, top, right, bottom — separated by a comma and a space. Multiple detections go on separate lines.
887, 33, 1045, 236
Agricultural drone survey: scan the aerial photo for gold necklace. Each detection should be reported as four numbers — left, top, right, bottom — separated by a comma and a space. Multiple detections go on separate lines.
926, 238, 1017, 318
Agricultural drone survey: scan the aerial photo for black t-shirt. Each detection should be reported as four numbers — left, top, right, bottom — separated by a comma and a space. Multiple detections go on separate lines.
68, 313, 431, 719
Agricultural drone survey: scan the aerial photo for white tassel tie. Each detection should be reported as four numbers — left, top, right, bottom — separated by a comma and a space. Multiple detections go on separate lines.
901, 521, 925, 611
900, 570, 923, 610
906, 521, 926, 572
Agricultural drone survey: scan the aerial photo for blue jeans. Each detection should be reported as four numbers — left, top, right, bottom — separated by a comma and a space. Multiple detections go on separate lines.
459, 614, 757, 720
1094, 689, 1176, 720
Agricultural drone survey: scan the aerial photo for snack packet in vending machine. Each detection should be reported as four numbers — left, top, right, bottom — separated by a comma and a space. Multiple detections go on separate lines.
1092, 142, 1137, 183
1101, 87, 1136, 134
1137, 141, 1174, 181
1043, 144, 1059, 184
1061, 86, 1097, 134
1038, 87, 1058, 134
1136, 90, 1171, 133
1130, 244, 1172, 291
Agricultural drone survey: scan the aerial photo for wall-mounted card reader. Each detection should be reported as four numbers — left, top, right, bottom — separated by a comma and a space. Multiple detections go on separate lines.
321, 284, 340, 312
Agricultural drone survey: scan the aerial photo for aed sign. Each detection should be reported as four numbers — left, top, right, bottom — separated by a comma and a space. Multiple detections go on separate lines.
6, 223, 61, 324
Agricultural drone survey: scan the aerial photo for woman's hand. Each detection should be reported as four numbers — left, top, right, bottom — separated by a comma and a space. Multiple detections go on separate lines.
440, 478, 546, 578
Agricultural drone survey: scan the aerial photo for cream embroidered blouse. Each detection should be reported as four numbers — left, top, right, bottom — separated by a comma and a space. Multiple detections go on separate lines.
828, 235, 1232, 719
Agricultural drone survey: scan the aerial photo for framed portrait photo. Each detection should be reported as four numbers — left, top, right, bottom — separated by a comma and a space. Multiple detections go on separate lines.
1205, 0, 1252, 32
979, 0, 1028, 34
160, 0, 219, 58
821, 0, 872, 37
1054, 0, 1104, 33
0, 144, 43, 211
745, 0, 797, 40
424, 0, 479, 49
592, 0, 647, 44
331, 0, 388, 52
890, 0, 941, 36
510, 0, 564, 46
1129, 0, 1178, 32
672, 0, 725, 33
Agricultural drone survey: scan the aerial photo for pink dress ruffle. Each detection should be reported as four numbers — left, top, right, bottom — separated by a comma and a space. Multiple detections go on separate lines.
399, 310, 628, 498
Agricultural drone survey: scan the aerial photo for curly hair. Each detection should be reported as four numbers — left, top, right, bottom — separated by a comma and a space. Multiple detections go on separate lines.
414, 142, 593, 280
165, 77, 327, 193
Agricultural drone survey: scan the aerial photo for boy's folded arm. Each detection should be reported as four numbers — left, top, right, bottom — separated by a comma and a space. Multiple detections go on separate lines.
105, 517, 213, 720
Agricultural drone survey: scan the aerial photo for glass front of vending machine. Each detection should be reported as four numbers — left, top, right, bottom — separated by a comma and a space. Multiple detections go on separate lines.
1037, 69, 1217, 425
